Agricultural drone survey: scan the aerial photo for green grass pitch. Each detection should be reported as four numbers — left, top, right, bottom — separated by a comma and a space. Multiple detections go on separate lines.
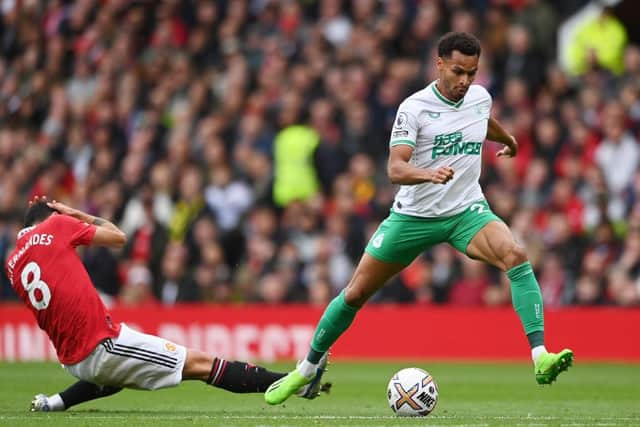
0, 361, 639, 426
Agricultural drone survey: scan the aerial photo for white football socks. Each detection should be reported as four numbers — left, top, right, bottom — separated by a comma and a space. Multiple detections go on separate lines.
532, 345, 548, 363
47, 394, 65, 411
297, 359, 318, 378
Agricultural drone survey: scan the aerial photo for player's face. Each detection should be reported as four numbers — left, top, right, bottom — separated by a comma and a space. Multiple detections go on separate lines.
436, 50, 479, 101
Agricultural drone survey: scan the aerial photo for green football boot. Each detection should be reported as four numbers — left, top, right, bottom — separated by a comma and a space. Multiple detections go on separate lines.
264, 370, 312, 405
535, 349, 574, 385
265, 353, 329, 405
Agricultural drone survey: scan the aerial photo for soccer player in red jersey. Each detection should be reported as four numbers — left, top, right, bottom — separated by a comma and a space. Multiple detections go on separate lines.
6, 197, 327, 412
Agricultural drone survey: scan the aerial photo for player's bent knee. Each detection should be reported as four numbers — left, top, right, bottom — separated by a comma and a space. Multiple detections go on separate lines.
343, 284, 368, 308
504, 243, 528, 270
182, 349, 214, 381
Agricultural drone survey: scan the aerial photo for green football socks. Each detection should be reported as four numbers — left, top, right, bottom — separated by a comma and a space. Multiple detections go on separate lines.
507, 262, 545, 344
306, 290, 359, 363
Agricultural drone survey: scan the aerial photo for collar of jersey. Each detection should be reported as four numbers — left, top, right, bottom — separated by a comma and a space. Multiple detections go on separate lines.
17, 226, 35, 239
431, 82, 464, 109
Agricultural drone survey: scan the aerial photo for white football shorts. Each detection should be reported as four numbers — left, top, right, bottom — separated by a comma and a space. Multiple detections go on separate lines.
63, 323, 186, 390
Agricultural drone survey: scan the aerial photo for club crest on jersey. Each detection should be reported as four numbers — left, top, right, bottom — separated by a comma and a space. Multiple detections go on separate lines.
427, 111, 441, 119
372, 233, 384, 248
394, 112, 408, 128
475, 103, 490, 116
432, 131, 482, 159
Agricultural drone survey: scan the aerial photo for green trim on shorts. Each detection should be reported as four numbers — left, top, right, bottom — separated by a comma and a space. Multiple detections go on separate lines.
365, 200, 503, 265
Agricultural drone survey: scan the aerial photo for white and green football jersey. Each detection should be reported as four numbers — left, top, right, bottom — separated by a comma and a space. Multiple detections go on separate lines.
389, 80, 492, 217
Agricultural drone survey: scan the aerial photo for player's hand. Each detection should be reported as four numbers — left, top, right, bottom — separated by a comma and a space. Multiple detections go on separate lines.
427, 166, 454, 184
29, 195, 49, 206
46, 200, 81, 219
496, 136, 518, 158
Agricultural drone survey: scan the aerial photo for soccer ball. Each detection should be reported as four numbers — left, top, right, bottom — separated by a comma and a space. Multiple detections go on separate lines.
386, 367, 438, 416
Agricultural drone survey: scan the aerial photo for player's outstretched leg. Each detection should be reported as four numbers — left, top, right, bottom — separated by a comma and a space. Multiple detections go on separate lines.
193, 351, 329, 398
535, 348, 574, 385
30, 381, 122, 412
206, 358, 286, 393
265, 352, 329, 405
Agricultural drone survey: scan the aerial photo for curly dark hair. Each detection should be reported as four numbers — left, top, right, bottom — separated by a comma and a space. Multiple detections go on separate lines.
23, 201, 57, 227
437, 32, 481, 58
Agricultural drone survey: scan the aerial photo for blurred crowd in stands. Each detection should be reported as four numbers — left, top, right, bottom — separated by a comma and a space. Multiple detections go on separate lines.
1, 0, 640, 307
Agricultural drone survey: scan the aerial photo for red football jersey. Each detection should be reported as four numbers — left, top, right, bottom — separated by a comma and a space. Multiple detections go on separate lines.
5, 214, 121, 364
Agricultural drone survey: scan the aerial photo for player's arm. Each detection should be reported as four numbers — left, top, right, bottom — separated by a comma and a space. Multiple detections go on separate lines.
88, 218, 127, 248
47, 201, 127, 248
387, 145, 454, 185
487, 117, 518, 157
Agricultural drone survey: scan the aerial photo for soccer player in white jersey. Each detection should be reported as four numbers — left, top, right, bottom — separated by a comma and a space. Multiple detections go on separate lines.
265, 32, 573, 405
6, 197, 327, 412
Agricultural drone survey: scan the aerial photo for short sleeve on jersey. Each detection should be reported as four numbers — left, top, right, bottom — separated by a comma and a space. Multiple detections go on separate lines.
52, 215, 97, 247
389, 103, 419, 148
476, 86, 492, 120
